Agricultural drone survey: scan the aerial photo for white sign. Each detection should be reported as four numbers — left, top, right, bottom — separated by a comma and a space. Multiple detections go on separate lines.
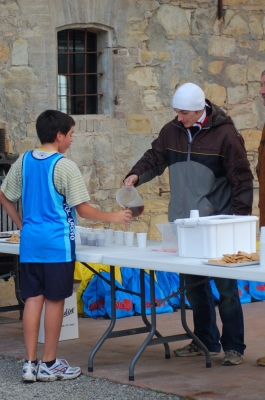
38, 292, 79, 343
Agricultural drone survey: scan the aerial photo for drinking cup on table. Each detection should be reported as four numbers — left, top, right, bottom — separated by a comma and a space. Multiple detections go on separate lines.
124, 231, 134, 247
87, 232, 96, 246
104, 229, 114, 245
95, 232, 105, 247
137, 232, 147, 248
75, 226, 82, 244
114, 230, 124, 245
93, 228, 104, 233
80, 232, 88, 245
190, 210, 199, 218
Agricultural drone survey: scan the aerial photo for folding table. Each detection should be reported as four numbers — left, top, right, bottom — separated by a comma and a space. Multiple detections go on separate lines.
101, 248, 264, 380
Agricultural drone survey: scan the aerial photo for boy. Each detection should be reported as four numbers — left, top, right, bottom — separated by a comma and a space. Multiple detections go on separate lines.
0, 110, 132, 383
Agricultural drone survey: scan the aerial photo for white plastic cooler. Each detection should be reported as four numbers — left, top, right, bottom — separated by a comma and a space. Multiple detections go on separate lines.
174, 215, 258, 258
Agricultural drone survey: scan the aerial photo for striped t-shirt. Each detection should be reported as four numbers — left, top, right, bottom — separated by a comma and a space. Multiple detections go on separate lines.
1, 150, 90, 208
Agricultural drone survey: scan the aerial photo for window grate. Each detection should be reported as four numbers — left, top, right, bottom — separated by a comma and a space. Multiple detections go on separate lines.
58, 29, 103, 115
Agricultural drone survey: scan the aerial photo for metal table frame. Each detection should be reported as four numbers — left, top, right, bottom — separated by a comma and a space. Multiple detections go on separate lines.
82, 262, 211, 381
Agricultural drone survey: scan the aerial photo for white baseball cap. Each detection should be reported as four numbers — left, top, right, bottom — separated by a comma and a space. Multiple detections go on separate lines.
172, 82, 205, 111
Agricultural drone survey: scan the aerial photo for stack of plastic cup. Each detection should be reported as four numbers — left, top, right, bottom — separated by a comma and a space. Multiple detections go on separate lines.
104, 229, 114, 245
95, 231, 105, 247
87, 232, 96, 246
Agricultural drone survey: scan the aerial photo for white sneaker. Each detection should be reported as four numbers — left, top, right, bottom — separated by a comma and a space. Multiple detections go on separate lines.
37, 358, 81, 382
22, 361, 38, 382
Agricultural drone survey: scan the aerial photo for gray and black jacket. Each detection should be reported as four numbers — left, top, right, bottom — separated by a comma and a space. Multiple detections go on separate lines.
125, 100, 253, 222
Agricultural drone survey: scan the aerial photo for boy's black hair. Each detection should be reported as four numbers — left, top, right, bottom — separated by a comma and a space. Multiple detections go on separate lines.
36, 110, 75, 144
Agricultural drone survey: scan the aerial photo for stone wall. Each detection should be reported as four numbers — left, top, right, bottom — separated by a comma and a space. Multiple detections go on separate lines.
0, 0, 264, 305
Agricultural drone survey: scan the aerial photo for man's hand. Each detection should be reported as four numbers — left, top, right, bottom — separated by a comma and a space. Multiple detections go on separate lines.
123, 174, 138, 186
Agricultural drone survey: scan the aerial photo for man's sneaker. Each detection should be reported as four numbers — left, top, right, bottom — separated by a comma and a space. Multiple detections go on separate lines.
257, 356, 265, 366
37, 358, 81, 381
222, 350, 243, 365
22, 361, 37, 382
174, 343, 219, 357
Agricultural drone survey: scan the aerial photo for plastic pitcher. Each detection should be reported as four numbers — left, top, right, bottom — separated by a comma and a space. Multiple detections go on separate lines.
156, 223, 178, 253
116, 186, 144, 217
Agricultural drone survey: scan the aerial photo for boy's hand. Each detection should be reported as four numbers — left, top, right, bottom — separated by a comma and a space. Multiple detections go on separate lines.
112, 209, 132, 225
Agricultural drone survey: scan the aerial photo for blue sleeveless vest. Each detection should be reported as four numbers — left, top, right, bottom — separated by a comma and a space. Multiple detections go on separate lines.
20, 151, 76, 263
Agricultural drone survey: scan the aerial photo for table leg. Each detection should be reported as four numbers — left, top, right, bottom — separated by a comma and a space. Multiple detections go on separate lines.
179, 274, 211, 368
139, 269, 170, 359
129, 270, 170, 381
88, 264, 117, 372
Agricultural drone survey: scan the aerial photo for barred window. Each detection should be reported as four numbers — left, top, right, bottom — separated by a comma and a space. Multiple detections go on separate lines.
57, 29, 103, 115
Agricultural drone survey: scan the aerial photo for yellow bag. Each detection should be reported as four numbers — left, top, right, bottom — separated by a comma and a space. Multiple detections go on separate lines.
74, 262, 122, 315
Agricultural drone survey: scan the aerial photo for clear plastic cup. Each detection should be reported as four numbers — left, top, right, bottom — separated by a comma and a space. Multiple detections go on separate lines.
80, 232, 88, 245
87, 232, 96, 246
95, 232, 105, 247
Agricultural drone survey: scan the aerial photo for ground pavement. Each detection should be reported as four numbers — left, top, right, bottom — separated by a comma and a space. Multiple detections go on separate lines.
1, 301, 265, 400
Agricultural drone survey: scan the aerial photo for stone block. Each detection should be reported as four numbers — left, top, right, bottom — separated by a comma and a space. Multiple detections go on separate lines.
258, 40, 265, 52
127, 66, 159, 88
227, 103, 259, 130
149, 214, 168, 241
0, 66, 37, 86
239, 41, 252, 49
225, 64, 247, 85
170, 75, 180, 90
227, 85, 247, 105
247, 59, 265, 81
248, 82, 261, 98
190, 57, 204, 73
143, 90, 164, 110
241, 129, 262, 151
208, 36, 236, 57
127, 114, 151, 134
26, 121, 36, 138
141, 50, 170, 63
0, 40, 10, 62
126, 19, 149, 42
156, 5, 190, 39
223, 14, 249, 36
223, 0, 248, 4
208, 61, 223, 75
68, 135, 94, 166
153, 111, 175, 133
203, 82, 226, 107
192, 7, 219, 35
112, 136, 131, 157
16, 138, 36, 154
249, 15, 263, 39
144, 198, 169, 214
249, 0, 265, 4
5, 89, 23, 108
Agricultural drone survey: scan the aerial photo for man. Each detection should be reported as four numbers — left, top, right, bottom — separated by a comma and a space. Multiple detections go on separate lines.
124, 82, 253, 365
256, 70, 265, 367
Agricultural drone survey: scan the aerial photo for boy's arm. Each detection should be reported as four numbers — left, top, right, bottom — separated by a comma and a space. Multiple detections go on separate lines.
0, 190, 22, 230
75, 202, 132, 225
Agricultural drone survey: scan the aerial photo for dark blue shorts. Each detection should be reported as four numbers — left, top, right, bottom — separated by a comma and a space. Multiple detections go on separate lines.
20, 262, 75, 301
